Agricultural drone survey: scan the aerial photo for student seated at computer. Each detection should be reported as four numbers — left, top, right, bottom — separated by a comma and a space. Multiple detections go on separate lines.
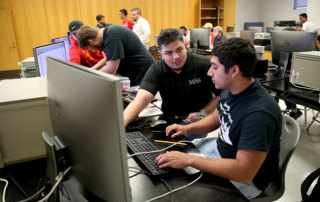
123, 29, 221, 140
155, 38, 282, 199
180, 26, 190, 44
203, 23, 214, 49
68, 20, 105, 68
76, 24, 156, 86
212, 26, 227, 48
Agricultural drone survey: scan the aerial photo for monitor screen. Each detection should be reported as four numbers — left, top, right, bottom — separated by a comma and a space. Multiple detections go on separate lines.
240, 30, 255, 44
266, 27, 294, 33
247, 26, 263, 33
270, 31, 316, 66
33, 42, 67, 77
190, 28, 210, 49
51, 36, 70, 61
46, 57, 131, 202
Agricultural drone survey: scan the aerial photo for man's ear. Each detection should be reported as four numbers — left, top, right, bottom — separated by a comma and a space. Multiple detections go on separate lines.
231, 65, 240, 78
88, 39, 94, 45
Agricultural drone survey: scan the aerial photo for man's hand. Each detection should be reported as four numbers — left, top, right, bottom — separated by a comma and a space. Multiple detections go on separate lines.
166, 124, 187, 138
155, 151, 191, 169
183, 112, 200, 124
316, 40, 319, 46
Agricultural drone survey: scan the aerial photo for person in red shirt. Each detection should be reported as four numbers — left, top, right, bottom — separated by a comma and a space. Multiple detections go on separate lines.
68, 20, 105, 68
119, 9, 134, 30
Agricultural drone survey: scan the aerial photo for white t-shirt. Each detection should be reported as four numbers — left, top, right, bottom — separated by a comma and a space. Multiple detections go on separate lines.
302, 21, 316, 32
185, 30, 190, 42
133, 17, 151, 45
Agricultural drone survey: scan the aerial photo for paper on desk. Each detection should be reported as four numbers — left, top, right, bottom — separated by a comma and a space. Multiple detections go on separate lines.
138, 103, 163, 118
183, 147, 206, 175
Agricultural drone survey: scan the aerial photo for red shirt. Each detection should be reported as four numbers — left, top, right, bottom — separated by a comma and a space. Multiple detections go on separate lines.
69, 35, 105, 67
210, 32, 215, 45
122, 19, 134, 30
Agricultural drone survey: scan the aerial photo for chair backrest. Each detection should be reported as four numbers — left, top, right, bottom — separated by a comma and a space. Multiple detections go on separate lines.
251, 115, 300, 202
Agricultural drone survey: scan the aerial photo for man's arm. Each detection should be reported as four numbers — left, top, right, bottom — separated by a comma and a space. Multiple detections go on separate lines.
123, 89, 155, 126
92, 57, 106, 70
99, 59, 120, 74
155, 148, 267, 184
141, 20, 151, 45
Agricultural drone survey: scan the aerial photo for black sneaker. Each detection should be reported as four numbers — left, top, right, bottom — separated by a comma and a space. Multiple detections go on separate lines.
289, 109, 303, 120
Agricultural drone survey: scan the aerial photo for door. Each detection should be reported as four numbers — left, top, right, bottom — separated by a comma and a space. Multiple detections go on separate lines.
0, 10, 20, 70
224, 0, 237, 35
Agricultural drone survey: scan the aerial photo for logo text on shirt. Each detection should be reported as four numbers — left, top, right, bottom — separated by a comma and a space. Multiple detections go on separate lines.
189, 78, 201, 85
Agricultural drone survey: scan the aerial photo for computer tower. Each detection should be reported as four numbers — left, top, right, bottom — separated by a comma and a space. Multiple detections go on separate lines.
253, 59, 268, 78
290, 51, 320, 89
253, 39, 270, 46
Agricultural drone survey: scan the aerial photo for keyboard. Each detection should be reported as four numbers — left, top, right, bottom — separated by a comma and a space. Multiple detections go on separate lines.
126, 131, 172, 175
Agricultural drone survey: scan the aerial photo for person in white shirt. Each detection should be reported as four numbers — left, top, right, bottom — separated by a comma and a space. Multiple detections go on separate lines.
299, 13, 318, 46
180, 26, 190, 44
131, 7, 151, 50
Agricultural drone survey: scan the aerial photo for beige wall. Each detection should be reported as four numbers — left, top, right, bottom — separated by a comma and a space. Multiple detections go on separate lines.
0, 0, 200, 61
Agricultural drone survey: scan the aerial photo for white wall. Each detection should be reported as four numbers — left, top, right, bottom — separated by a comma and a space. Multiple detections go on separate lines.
235, 0, 260, 32
307, 0, 320, 28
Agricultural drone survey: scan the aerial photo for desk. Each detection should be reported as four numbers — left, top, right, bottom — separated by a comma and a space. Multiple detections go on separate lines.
0, 77, 53, 167
261, 78, 320, 111
127, 125, 249, 202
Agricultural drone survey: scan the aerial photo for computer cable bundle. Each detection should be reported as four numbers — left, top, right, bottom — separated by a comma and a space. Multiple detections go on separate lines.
290, 74, 320, 91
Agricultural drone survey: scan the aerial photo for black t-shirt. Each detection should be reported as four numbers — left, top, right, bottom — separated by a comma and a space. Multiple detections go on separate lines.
139, 52, 221, 116
213, 34, 227, 47
103, 24, 156, 86
96, 24, 105, 29
216, 80, 282, 191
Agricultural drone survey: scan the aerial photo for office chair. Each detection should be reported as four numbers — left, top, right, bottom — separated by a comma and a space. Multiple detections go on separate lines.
250, 115, 300, 202
301, 167, 320, 202
149, 46, 162, 61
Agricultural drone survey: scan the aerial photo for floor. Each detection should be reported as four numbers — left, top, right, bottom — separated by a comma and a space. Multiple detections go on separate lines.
207, 99, 320, 202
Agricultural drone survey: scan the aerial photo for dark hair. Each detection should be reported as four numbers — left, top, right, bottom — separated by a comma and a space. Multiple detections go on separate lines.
276, 23, 283, 27
96, 14, 105, 22
282, 27, 296, 31
211, 38, 257, 79
180, 26, 187, 32
158, 29, 184, 50
299, 13, 308, 19
120, 9, 128, 16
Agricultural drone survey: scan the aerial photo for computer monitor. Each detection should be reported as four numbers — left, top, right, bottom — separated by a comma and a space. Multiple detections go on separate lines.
226, 26, 234, 32
240, 30, 255, 44
270, 31, 316, 66
51, 36, 70, 61
190, 28, 210, 49
169, 28, 185, 37
33, 42, 67, 77
46, 57, 131, 201
247, 26, 263, 33
266, 27, 291, 33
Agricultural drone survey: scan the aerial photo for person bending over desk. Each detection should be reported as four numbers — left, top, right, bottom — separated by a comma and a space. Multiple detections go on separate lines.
156, 38, 282, 199
76, 24, 156, 86
123, 29, 221, 140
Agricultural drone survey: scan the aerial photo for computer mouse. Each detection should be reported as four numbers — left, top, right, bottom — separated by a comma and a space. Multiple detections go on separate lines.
150, 120, 168, 131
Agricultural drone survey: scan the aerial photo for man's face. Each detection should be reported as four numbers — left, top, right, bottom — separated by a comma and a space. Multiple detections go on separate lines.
131, 11, 140, 22
119, 12, 124, 20
213, 30, 220, 38
300, 16, 306, 23
99, 17, 105, 25
296, 25, 302, 31
85, 38, 103, 51
159, 40, 187, 73
184, 30, 188, 36
207, 56, 232, 89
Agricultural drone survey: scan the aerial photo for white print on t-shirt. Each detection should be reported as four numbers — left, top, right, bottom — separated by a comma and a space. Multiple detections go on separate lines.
218, 101, 233, 145
189, 78, 201, 85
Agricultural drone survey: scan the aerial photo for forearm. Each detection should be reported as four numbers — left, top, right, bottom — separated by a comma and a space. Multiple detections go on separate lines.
92, 57, 106, 70
201, 96, 219, 114
185, 113, 220, 134
123, 99, 150, 126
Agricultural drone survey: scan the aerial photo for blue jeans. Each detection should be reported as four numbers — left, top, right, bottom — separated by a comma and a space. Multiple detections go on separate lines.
192, 137, 262, 199
178, 121, 207, 141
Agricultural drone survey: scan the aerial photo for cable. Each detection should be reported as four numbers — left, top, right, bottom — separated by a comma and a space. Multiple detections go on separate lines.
127, 140, 193, 158
16, 187, 46, 202
6, 172, 34, 202
145, 172, 203, 202
126, 123, 151, 130
129, 171, 142, 178
290, 74, 320, 91
38, 167, 72, 202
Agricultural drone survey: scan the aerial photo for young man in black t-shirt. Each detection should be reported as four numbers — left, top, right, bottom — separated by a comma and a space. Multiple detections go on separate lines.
76, 24, 156, 86
156, 38, 282, 199
123, 29, 221, 140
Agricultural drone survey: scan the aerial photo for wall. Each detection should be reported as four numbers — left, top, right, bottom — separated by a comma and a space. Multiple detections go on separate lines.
307, 0, 320, 28
0, 0, 200, 61
258, 0, 306, 30
235, 0, 260, 32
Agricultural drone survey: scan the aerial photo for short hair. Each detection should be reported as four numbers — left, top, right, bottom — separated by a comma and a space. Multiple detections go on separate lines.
213, 26, 223, 33
131, 7, 141, 15
96, 14, 105, 22
76, 25, 99, 48
157, 29, 184, 50
120, 9, 128, 16
180, 26, 187, 32
299, 13, 308, 19
212, 38, 257, 79
282, 27, 296, 31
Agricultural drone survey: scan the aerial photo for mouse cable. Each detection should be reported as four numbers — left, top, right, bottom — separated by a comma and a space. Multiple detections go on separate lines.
128, 166, 173, 202
126, 123, 151, 130
127, 140, 193, 158
146, 171, 203, 202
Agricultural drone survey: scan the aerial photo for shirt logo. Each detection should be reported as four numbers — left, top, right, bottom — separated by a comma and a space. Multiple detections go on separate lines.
189, 78, 201, 85
72, 25, 76, 29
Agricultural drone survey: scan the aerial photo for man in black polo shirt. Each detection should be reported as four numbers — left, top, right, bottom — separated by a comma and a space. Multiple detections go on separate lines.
76, 24, 156, 86
123, 29, 221, 140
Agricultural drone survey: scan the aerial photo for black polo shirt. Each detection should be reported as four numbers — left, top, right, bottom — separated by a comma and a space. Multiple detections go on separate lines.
140, 52, 221, 116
